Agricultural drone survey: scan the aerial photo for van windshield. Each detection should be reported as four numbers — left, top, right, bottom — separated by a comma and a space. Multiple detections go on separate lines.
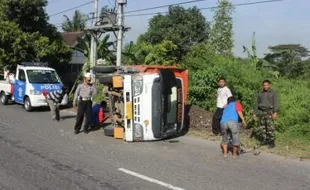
26, 70, 61, 84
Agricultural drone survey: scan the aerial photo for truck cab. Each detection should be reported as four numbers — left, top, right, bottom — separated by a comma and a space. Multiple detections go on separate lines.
0, 62, 64, 111
94, 65, 188, 142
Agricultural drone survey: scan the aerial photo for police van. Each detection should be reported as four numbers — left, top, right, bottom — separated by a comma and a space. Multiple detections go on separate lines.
0, 62, 65, 111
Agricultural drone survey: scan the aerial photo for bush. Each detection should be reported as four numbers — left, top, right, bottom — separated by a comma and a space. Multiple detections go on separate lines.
186, 49, 310, 149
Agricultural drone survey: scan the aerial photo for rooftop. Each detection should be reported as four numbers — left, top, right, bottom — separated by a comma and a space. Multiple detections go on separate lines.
61, 32, 84, 47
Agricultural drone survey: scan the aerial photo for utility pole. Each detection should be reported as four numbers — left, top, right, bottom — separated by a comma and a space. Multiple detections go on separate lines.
90, 0, 99, 81
116, 0, 126, 67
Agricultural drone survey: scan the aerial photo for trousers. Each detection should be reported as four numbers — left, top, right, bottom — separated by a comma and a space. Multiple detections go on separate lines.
212, 108, 224, 135
74, 100, 92, 132
47, 99, 60, 121
258, 110, 275, 142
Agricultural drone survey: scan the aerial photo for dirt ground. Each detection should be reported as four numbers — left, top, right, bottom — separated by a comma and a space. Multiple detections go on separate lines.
187, 105, 213, 132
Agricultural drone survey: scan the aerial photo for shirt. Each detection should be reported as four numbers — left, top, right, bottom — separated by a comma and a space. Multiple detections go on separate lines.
220, 101, 243, 124
47, 89, 65, 103
254, 88, 279, 115
74, 83, 97, 101
90, 104, 105, 125
216, 86, 232, 108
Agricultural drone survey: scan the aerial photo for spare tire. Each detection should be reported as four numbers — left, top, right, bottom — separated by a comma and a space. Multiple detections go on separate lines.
94, 66, 117, 73
98, 75, 113, 85
104, 125, 114, 137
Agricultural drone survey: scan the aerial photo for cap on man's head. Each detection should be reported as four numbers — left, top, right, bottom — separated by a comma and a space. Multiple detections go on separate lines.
84, 72, 92, 79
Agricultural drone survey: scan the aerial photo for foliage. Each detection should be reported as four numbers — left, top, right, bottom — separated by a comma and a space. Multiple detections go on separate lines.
62, 10, 87, 32
209, 0, 234, 56
139, 6, 210, 61
144, 40, 178, 66
92, 84, 105, 104
0, 0, 72, 70
264, 44, 310, 78
181, 42, 217, 70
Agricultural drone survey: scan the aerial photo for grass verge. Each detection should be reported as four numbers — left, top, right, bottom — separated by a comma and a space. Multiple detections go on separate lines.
188, 129, 310, 161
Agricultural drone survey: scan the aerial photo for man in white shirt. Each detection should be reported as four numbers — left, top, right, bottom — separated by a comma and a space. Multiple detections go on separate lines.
212, 77, 232, 135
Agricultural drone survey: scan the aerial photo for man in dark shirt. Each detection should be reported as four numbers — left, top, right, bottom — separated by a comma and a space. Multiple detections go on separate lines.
253, 80, 279, 148
43, 87, 66, 122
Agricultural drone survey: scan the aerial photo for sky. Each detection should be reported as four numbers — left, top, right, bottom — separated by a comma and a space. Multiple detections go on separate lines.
46, 0, 310, 57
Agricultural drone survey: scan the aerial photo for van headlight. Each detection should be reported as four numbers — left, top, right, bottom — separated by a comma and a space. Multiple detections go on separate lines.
30, 90, 41, 95
133, 75, 143, 96
134, 123, 143, 139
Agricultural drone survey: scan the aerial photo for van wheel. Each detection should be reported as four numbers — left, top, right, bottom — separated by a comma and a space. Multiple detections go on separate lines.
24, 97, 33, 112
0, 92, 9, 105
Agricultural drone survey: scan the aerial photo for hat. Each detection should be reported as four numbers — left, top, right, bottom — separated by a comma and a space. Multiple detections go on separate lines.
84, 72, 91, 79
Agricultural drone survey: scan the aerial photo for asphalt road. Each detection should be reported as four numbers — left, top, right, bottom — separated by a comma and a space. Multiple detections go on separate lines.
0, 104, 309, 190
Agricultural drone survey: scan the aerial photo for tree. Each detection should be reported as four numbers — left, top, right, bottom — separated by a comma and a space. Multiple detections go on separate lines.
74, 33, 115, 70
0, 0, 72, 70
62, 10, 87, 32
144, 40, 178, 66
209, 0, 234, 56
264, 44, 310, 78
139, 6, 210, 61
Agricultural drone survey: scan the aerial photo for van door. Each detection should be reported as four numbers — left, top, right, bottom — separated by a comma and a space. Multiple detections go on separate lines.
14, 69, 26, 104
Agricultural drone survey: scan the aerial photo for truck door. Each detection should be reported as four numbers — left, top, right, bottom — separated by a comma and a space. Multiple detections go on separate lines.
14, 69, 26, 104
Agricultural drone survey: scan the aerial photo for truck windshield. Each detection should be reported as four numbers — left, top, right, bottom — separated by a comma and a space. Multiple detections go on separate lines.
26, 70, 61, 84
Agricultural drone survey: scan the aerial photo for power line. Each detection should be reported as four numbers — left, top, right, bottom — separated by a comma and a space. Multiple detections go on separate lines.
125, 0, 285, 17
125, 0, 207, 14
52, 0, 285, 27
49, 1, 93, 17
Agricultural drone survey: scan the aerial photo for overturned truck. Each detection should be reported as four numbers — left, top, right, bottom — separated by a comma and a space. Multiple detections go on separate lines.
94, 65, 188, 142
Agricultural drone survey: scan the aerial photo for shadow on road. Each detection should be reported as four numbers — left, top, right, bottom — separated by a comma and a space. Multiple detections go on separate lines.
61, 115, 76, 120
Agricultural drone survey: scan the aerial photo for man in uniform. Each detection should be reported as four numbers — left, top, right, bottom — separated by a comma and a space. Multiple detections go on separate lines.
73, 73, 97, 134
253, 80, 279, 148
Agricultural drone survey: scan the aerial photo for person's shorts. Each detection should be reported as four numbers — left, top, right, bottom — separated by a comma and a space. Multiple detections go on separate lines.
220, 121, 240, 146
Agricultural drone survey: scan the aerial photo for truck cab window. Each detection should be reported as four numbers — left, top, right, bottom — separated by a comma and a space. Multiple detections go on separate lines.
18, 70, 26, 81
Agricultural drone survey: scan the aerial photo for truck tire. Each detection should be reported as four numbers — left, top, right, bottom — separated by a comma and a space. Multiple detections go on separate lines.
104, 125, 114, 137
24, 97, 33, 112
0, 92, 9, 105
98, 75, 113, 85
94, 66, 117, 73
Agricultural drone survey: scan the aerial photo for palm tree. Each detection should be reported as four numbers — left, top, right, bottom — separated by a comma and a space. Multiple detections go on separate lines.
62, 10, 87, 32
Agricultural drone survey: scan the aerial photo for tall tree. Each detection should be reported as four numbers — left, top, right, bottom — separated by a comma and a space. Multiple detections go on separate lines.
1, 0, 59, 39
62, 10, 87, 32
209, 0, 234, 56
0, 0, 72, 70
264, 44, 310, 78
139, 6, 210, 61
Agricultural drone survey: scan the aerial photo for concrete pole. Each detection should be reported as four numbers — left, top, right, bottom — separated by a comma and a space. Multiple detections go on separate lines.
90, 0, 99, 82
116, 1, 124, 67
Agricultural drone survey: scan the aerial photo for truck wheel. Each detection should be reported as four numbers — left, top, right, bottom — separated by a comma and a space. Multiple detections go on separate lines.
94, 66, 117, 73
0, 92, 9, 105
98, 75, 113, 85
104, 125, 114, 137
24, 97, 33, 112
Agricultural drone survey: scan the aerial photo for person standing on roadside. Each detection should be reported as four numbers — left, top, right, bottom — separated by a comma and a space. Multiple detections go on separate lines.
73, 73, 97, 134
43, 86, 66, 122
220, 96, 246, 159
253, 80, 279, 148
212, 77, 232, 135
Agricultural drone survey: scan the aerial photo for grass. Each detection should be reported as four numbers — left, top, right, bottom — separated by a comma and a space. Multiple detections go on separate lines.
188, 129, 310, 160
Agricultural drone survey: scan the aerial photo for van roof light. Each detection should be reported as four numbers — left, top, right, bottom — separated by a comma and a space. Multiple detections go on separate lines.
20, 62, 49, 67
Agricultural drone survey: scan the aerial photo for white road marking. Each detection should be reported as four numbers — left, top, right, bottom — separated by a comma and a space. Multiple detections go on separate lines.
118, 168, 186, 190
